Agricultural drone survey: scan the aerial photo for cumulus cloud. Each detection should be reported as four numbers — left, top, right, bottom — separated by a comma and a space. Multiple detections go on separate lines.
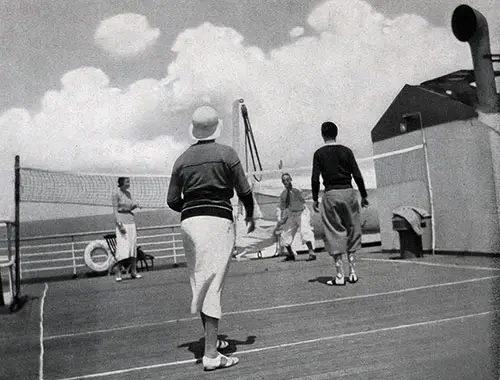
161, 0, 467, 170
0, 67, 189, 219
289, 26, 304, 38
1, 67, 186, 173
94, 13, 160, 58
0, 0, 475, 219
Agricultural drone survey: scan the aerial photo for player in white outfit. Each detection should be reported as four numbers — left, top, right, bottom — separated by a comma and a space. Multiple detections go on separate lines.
275, 173, 316, 261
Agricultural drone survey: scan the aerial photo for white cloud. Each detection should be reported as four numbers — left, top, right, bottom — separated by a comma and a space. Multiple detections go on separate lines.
289, 26, 304, 38
0, 67, 188, 219
0, 0, 477, 219
5, 67, 186, 172
161, 0, 467, 170
94, 13, 160, 58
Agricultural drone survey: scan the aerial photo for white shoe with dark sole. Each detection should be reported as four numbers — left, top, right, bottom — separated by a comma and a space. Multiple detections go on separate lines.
203, 353, 239, 371
326, 275, 345, 286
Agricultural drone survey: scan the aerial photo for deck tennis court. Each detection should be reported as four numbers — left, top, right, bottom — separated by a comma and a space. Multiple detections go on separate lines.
2, 251, 500, 380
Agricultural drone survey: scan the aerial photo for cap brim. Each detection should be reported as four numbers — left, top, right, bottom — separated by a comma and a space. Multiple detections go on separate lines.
189, 119, 223, 141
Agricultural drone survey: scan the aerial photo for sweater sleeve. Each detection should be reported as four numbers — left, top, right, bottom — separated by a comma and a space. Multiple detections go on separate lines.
227, 147, 254, 218
349, 150, 368, 198
239, 192, 254, 219
166, 162, 184, 212
227, 149, 252, 197
311, 151, 321, 202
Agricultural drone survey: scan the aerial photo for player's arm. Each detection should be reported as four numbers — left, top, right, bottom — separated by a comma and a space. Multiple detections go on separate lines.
276, 191, 285, 221
276, 190, 291, 226
166, 164, 184, 212
229, 150, 255, 233
297, 188, 306, 205
311, 152, 321, 212
276, 206, 282, 223
130, 201, 140, 211
112, 193, 126, 233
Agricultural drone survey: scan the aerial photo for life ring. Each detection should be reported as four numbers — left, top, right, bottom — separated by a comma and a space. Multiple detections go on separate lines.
84, 240, 113, 272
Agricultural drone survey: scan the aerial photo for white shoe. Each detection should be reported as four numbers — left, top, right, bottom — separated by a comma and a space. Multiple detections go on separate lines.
348, 273, 358, 283
326, 275, 345, 286
115, 277, 123, 282
203, 353, 239, 371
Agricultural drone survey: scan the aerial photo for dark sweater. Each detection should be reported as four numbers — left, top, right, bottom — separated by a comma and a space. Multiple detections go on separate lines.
167, 140, 254, 221
311, 144, 368, 201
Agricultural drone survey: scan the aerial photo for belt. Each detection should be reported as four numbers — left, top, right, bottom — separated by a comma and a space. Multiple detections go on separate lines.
118, 210, 134, 214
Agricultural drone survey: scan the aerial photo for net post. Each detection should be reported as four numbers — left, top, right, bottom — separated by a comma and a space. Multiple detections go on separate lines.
10, 155, 28, 312
14, 155, 20, 299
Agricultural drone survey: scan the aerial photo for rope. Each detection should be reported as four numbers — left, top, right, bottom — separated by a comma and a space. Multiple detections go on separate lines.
240, 102, 263, 182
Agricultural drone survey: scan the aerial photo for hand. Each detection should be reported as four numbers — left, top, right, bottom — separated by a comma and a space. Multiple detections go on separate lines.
245, 217, 255, 233
273, 220, 283, 235
117, 223, 126, 234
361, 197, 369, 208
313, 201, 320, 213
276, 217, 287, 227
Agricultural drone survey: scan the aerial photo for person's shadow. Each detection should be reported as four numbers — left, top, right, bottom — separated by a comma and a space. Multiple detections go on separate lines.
308, 276, 335, 285
178, 334, 257, 362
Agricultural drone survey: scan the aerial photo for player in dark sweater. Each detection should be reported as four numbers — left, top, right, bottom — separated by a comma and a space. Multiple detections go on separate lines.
311, 121, 369, 286
167, 106, 254, 371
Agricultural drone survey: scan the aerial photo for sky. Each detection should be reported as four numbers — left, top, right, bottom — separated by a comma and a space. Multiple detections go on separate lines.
0, 0, 499, 221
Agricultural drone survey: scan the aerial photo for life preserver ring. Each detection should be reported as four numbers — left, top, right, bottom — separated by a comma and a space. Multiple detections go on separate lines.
84, 240, 113, 272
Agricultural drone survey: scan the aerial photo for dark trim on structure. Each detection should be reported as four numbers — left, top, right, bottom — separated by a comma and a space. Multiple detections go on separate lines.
371, 83, 478, 144
362, 241, 382, 248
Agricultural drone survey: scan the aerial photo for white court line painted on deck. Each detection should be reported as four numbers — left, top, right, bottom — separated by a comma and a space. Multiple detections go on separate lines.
362, 257, 500, 272
39, 283, 48, 380
44, 275, 499, 341
54, 309, 496, 380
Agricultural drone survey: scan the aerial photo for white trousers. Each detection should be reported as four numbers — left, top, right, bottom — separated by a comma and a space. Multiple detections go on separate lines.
181, 216, 235, 319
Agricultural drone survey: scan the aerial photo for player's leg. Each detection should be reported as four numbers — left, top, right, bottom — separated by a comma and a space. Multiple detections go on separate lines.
202, 312, 219, 358
345, 191, 362, 283
321, 191, 350, 286
114, 262, 123, 282
332, 253, 345, 285
300, 208, 316, 261
128, 224, 142, 279
280, 217, 298, 261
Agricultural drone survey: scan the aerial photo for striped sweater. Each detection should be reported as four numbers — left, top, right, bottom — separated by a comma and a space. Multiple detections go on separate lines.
167, 140, 254, 221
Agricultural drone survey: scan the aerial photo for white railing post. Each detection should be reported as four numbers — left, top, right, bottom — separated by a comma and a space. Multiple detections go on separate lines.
71, 236, 77, 278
